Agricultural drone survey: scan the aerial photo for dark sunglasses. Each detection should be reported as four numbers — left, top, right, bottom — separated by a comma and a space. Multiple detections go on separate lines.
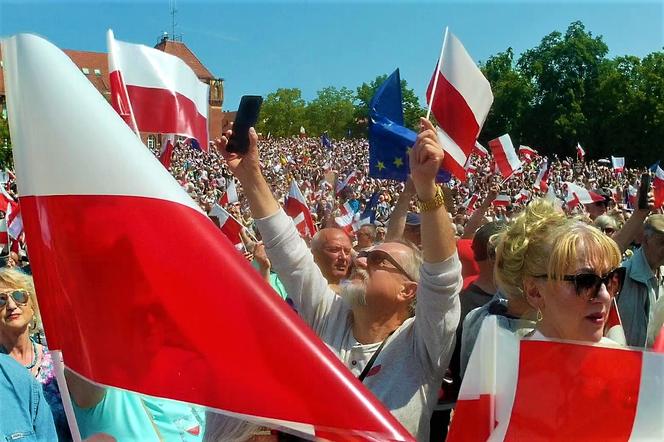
0, 290, 30, 308
366, 250, 416, 282
536, 267, 626, 299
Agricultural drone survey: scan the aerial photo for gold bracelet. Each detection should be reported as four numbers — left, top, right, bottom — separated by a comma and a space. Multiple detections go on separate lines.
417, 186, 445, 213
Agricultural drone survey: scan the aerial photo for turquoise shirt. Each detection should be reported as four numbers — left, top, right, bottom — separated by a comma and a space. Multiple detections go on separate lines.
74, 388, 205, 441
251, 261, 289, 300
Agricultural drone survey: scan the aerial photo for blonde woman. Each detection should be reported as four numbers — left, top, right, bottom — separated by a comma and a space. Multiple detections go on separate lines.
495, 199, 625, 343
0, 267, 72, 440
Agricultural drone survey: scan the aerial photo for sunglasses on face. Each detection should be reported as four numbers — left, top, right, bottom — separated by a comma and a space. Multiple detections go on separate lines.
0, 290, 30, 309
536, 267, 626, 299
366, 250, 416, 282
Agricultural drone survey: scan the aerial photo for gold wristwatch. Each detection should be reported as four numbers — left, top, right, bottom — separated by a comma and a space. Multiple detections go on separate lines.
417, 186, 445, 212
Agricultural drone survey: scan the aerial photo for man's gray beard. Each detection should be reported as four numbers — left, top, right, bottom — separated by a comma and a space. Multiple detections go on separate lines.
341, 282, 368, 307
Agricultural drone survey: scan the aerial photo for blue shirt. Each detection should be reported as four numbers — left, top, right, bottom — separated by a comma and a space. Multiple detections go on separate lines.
0, 354, 57, 441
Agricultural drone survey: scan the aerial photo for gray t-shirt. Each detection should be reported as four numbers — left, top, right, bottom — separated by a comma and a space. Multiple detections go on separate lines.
256, 210, 462, 441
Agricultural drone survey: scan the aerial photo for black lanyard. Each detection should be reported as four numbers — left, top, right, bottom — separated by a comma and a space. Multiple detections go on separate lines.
358, 330, 396, 382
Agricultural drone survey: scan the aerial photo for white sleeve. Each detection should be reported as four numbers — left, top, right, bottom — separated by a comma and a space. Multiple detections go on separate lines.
413, 254, 462, 377
254, 209, 343, 334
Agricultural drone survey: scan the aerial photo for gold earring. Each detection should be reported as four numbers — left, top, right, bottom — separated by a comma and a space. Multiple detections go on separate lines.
536, 309, 543, 323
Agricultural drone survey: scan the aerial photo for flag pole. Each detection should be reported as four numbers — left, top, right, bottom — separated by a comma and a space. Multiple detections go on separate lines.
425, 26, 449, 121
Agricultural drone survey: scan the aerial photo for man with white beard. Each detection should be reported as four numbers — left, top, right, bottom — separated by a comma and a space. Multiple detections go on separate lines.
215, 118, 462, 440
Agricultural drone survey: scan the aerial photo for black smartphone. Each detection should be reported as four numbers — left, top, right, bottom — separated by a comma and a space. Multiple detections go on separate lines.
226, 95, 263, 154
638, 174, 651, 210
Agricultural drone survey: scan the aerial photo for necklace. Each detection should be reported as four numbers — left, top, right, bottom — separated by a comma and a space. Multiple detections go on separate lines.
24, 339, 38, 370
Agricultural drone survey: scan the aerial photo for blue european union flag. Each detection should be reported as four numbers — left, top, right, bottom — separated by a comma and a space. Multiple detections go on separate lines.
368, 69, 450, 183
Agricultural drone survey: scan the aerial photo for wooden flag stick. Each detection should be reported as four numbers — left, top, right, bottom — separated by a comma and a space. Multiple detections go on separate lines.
426, 26, 449, 121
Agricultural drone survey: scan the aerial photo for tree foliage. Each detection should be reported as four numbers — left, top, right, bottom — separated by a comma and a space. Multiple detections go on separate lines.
305, 86, 355, 138
256, 88, 307, 138
0, 117, 13, 169
481, 21, 663, 165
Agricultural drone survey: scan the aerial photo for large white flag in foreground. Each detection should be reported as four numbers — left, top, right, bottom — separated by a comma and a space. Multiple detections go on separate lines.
3, 33, 412, 441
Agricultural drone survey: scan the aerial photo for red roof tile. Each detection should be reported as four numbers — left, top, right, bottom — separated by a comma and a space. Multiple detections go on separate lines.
154, 39, 215, 80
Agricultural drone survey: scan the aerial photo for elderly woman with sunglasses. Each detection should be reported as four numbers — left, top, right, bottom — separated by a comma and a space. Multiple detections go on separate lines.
495, 199, 625, 344
0, 267, 72, 441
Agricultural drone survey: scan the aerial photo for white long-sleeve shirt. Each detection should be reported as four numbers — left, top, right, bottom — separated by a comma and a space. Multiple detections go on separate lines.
256, 210, 462, 440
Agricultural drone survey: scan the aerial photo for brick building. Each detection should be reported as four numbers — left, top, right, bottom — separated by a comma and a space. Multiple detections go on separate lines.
0, 35, 236, 149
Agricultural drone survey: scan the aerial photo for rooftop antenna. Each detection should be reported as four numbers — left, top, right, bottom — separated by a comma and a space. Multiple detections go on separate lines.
170, 0, 177, 41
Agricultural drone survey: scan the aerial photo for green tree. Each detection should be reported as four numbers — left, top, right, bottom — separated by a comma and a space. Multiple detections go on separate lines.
480, 48, 534, 145
354, 74, 425, 135
304, 86, 355, 138
517, 21, 609, 156
0, 116, 12, 169
256, 88, 307, 137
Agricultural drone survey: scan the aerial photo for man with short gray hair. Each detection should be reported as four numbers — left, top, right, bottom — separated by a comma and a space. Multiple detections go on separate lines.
618, 214, 664, 347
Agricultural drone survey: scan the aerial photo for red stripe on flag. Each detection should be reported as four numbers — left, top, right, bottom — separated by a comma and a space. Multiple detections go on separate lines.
109, 70, 138, 133
21, 194, 407, 436
426, 70, 480, 176
446, 394, 494, 442
504, 341, 641, 441
126, 85, 209, 151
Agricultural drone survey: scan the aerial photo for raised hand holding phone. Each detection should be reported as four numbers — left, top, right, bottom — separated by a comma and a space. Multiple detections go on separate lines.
226, 95, 263, 154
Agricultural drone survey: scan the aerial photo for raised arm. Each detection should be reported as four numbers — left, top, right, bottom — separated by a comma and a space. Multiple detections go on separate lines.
215, 129, 340, 330
613, 190, 655, 253
461, 186, 498, 239
411, 118, 457, 262
410, 118, 462, 373
385, 178, 416, 242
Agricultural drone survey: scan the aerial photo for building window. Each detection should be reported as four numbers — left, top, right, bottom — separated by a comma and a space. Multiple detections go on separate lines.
147, 135, 156, 149
82, 67, 90, 74
94, 69, 102, 76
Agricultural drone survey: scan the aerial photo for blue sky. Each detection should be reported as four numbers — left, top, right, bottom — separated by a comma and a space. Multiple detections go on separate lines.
1, 0, 662, 110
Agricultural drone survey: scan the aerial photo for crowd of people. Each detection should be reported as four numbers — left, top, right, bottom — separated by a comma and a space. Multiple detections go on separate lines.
1, 121, 663, 441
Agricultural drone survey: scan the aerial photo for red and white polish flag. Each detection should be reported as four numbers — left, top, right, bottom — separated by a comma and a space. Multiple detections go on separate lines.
336, 170, 358, 194
612, 156, 625, 173
533, 158, 550, 192
517, 145, 538, 163
565, 182, 605, 208
654, 166, 664, 209
473, 141, 488, 158
209, 204, 244, 249
628, 185, 639, 208
605, 298, 627, 345
461, 194, 478, 214
6, 201, 23, 240
284, 180, 317, 239
219, 178, 239, 206
3, 33, 413, 441
447, 316, 664, 442
492, 194, 511, 207
514, 189, 530, 204
576, 142, 585, 161
107, 30, 209, 151
488, 134, 522, 179
426, 29, 494, 180
334, 201, 359, 236
159, 134, 176, 169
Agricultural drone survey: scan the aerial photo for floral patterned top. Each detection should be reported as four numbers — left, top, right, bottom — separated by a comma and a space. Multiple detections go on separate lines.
36, 346, 72, 441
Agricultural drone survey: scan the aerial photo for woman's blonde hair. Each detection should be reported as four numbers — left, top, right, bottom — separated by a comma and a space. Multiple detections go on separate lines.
0, 268, 41, 330
495, 199, 622, 302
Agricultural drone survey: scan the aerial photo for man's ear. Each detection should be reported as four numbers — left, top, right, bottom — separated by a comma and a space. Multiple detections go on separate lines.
399, 281, 418, 303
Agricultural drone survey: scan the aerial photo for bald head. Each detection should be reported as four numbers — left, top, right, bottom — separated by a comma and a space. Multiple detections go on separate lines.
311, 228, 352, 285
